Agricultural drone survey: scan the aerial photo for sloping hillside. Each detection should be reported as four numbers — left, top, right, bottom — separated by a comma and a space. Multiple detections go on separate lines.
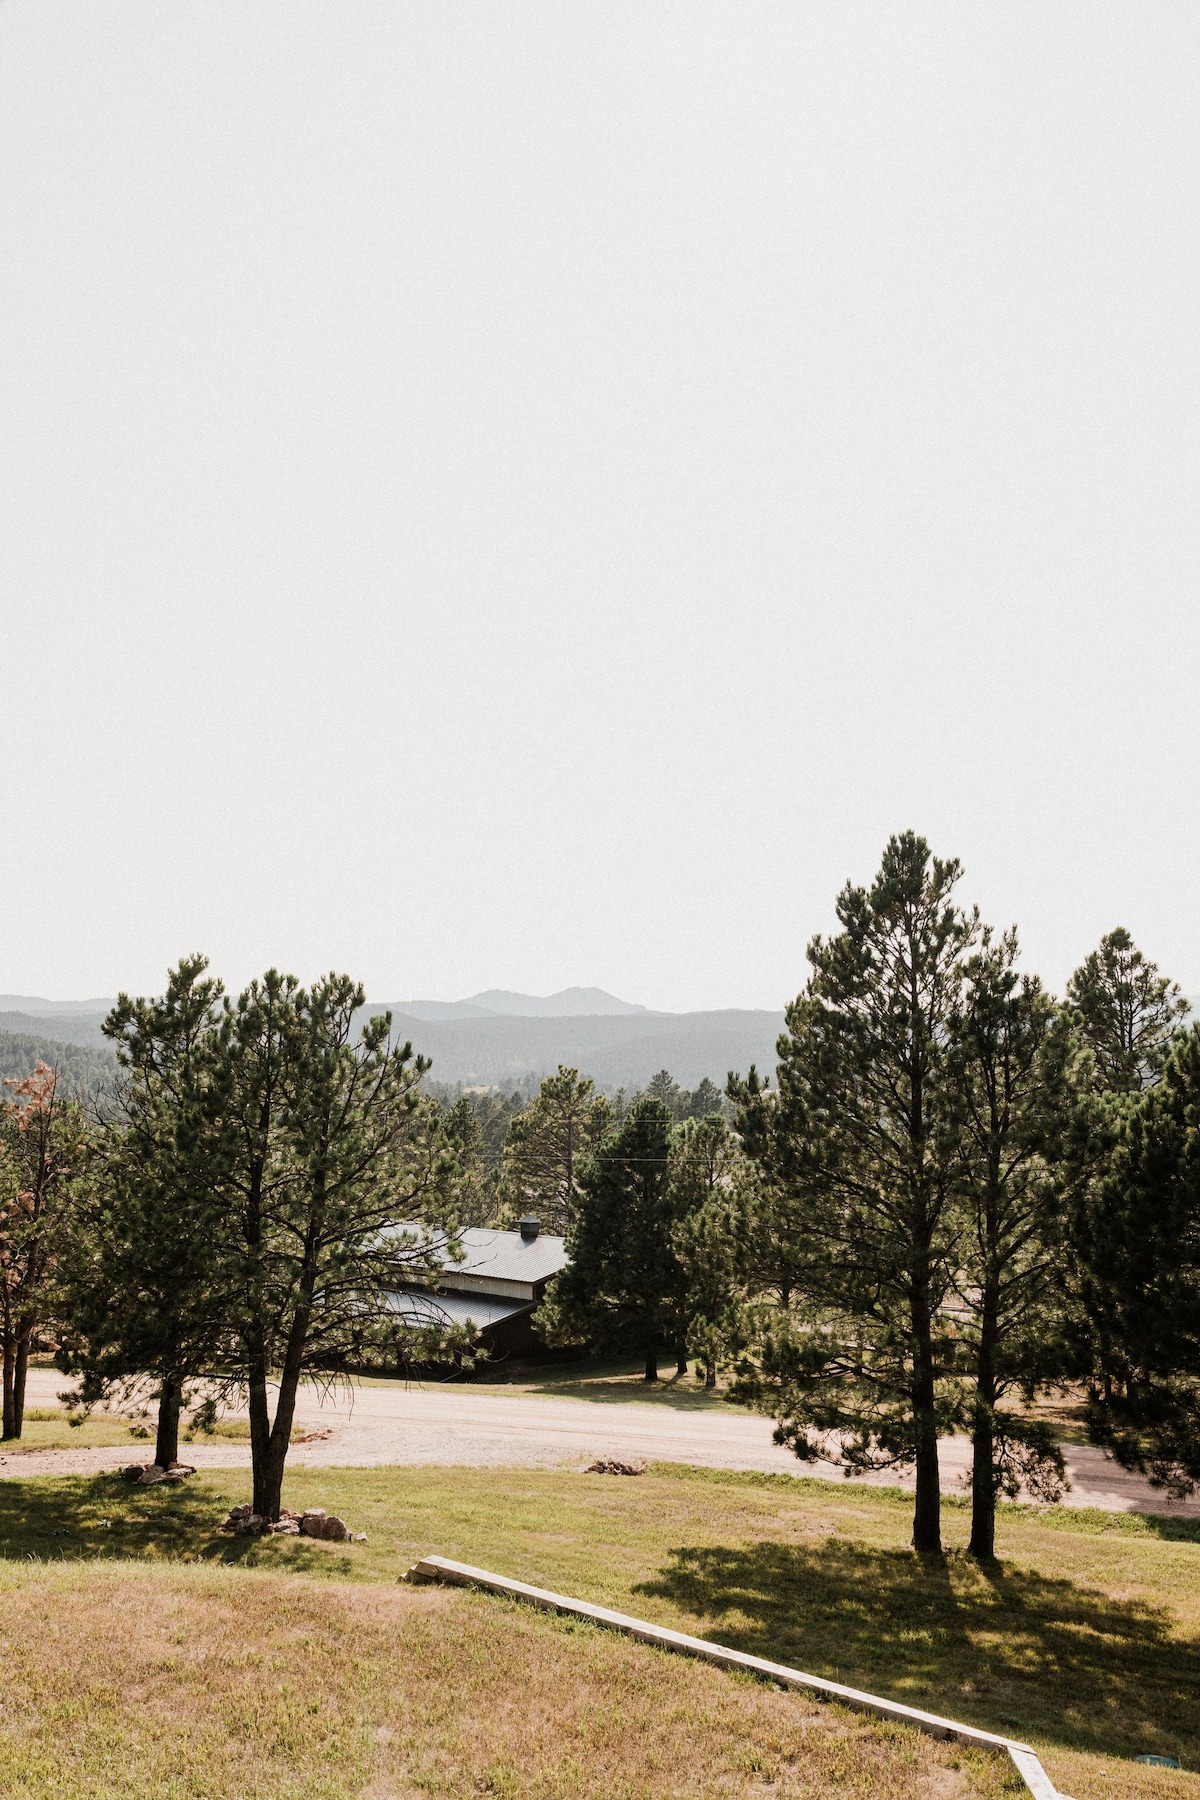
0, 1009, 111, 1050
0, 998, 786, 1093
0, 1028, 116, 1098
359, 1006, 785, 1089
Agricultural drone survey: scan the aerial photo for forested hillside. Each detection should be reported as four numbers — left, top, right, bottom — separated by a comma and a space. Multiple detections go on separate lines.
357, 1005, 785, 1089
0, 1028, 116, 1098
0, 1000, 781, 1093
0, 1010, 111, 1050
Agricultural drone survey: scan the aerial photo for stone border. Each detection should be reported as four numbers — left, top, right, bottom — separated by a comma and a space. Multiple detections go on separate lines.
404, 1554, 1072, 1800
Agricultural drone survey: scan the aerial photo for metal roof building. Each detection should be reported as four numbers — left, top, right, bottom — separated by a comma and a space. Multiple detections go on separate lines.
390, 1216, 569, 1360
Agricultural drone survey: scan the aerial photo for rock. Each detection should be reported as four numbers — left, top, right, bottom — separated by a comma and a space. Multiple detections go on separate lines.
584, 1459, 646, 1477
295, 1507, 357, 1542
269, 1519, 300, 1534
221, 1503, 269, 1535
126, 1464, 169, 1485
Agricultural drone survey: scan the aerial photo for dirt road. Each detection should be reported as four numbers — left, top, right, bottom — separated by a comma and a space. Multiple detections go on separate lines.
8, 1367, 1197, 1517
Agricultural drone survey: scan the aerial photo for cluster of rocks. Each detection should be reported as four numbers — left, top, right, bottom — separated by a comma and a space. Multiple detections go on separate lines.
222, 1503, 366, 1541
584, 1458, 646, 1477
121, 1461, 197, 1486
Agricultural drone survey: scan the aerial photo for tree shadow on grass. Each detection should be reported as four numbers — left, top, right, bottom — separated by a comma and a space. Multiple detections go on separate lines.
0, 1474, 355, 1578
638, 1537, 1199, 1768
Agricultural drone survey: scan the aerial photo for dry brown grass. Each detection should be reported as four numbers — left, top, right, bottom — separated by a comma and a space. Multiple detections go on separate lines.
6, 1459, 1200, 1796
0, 1561, 1014, 1800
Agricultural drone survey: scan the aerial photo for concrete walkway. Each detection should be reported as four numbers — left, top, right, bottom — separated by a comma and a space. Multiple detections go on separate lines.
7, 1367, 1197, 1517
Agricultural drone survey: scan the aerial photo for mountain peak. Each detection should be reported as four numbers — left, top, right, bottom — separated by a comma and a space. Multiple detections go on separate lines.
387, 988, 650, 1022
466, 988, 648, 1018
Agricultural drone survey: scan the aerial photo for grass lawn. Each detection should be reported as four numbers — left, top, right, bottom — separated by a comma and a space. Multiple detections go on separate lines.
356, 1356, 748, 1410
1, 1408, 289, 1452
2, 1462, 1198, 1799
0, 1407, 162, 1451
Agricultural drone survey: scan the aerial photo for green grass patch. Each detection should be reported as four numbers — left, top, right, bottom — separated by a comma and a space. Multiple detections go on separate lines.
414, 1354, 750, 1409
2, 1412, 150, 1451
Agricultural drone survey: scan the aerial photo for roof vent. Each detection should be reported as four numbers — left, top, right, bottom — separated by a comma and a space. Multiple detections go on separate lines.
519, 1215, 540, 1241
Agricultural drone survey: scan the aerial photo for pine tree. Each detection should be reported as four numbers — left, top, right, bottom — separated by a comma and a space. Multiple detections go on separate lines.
0, 1063, 88, 1439
681, 1077, 727, 1122
1072, 1028, 1200, 1496
501, 1066, 611, 1231
730, 832, 973, 1555
669, 1115, 744, 1385
1066, 927, 1189, 1095
945, 929, 1072, 1558
537, 1098, 677, 1381
55, 956, 231, 1468
219, 971, 460, 1520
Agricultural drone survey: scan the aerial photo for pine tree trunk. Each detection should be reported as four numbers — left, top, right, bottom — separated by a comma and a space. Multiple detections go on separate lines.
252, 1270, 316, 1520
248, 1332, 274, 1518
969, 1302, 1000, 1561
257, 1359, 304, 1522
704, 1357, 716, 1389
675, 1343, 688, 1377
12, 1335, 30, 1439
644, 1342, 658, 1383
155, 1374, 181, 1468
910, 1273, 942, 1555
912, 1423, 942, 1553
2, 1333, 16, 1440
969, 1404, 996, 1562
257, 1413, 292, 1523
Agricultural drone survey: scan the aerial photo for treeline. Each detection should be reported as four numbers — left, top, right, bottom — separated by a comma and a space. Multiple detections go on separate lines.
0, 973, 734, 1525
5, 830, 1198, 1552
434, 1069, 728, 1229
0, 1029, 115, 1100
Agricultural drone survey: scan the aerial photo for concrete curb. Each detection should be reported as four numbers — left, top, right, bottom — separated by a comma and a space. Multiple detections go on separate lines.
404, 1553, 1072, 1800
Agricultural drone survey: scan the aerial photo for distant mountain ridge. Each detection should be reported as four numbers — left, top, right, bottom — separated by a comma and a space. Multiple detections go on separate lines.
4, 985, 1195, 1097
0, 994, 115, 1016
395, 987, 649, 1021
0, 986, 780, 1090
0, 1010, 113, 1049
357, 1005, 784, 1089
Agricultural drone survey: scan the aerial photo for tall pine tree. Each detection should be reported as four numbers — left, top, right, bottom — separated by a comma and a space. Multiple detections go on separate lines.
1066, 927, 1189, 1095
945, 929, 1072, 1558
731, 833, 973, 1554
57, 956, 231, 1468
537, 1098, 678, 1381
1072, 1028, 1200, 1495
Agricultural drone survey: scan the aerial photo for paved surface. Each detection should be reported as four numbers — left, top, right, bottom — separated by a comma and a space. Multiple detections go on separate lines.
8, 1367, 1198, 1517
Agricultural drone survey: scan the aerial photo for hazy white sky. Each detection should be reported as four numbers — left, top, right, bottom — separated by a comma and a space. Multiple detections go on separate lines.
2, 3, 1197, 1011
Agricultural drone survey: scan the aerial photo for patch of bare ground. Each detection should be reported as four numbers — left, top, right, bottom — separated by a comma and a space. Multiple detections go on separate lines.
0, 1563, 1010, 1800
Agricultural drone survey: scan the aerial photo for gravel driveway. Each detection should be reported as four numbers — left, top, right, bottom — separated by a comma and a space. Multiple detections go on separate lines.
8, 1367, 1197, 1518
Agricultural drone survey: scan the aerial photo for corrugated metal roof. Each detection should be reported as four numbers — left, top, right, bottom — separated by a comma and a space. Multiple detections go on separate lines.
389, 1222, 569, 1288
385, 1289, 533, 1331
448, 1226, 569, 1287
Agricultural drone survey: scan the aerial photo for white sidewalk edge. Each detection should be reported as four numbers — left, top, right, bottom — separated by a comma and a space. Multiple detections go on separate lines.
404, 1553, 1073, 1800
